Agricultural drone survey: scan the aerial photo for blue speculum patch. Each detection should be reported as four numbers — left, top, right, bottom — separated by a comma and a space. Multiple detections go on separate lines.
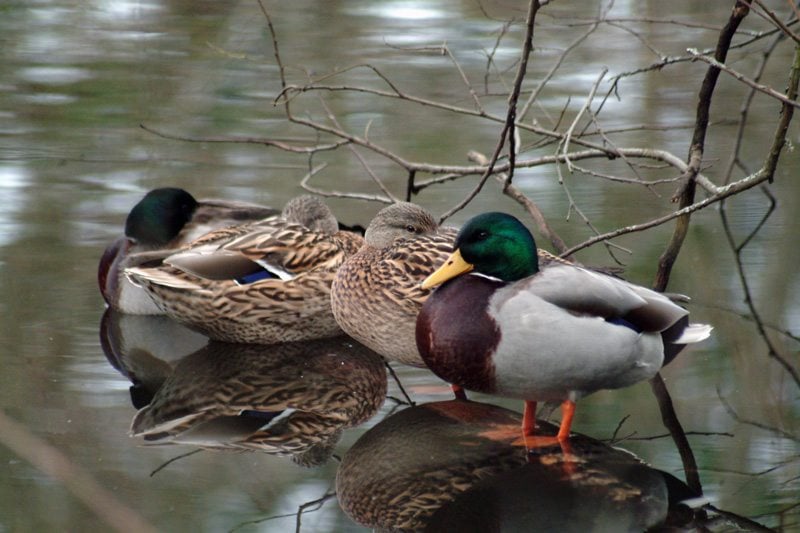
235, 268, 277, 284
606, 317, 641, 332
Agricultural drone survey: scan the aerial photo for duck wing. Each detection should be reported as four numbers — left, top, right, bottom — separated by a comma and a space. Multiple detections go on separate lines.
507, 264, 689, 333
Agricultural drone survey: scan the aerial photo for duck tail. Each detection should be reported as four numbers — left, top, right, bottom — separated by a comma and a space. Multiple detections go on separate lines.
661, 316, 713, 366
674, 323, 713, 345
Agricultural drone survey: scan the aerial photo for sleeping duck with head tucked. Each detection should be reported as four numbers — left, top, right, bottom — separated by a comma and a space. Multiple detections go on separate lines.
99, 187, 278, 314
416, 212, 712, 445
124, 195, 363, 344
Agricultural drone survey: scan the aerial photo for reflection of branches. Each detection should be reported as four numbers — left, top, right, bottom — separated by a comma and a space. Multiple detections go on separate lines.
149, 449, 202, 477
702, 460, 798, 477
704, 505, 777, 533
0, 411, 157, 533
230, 489, 336, 533
718, 389, 800, 442
721, 188, 800, 387
608, 412, 734, 445
295, 491, 337, 533
649, 374, 702, 494
385, 362, 415, 406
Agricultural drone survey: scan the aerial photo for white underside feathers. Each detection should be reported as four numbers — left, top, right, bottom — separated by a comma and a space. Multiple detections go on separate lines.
673, 323, 713, 344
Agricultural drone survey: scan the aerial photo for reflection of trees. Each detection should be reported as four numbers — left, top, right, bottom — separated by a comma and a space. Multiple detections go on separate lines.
137, 1, 800, 529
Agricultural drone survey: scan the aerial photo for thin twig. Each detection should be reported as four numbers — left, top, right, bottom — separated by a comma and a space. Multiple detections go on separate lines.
149, 449, 203, 477
438, 0, 542, 223
139, 124, 349, 154
654, 0, 751, 293
748, 0, 800, 44
687, 48, 800, 109
468, 150, 570, 256
300, 164, 394, 203
560, 167, 769, 257
560, 68, 608, 172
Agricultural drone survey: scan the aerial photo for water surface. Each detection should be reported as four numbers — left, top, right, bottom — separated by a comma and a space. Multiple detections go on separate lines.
1, 0, 798, 531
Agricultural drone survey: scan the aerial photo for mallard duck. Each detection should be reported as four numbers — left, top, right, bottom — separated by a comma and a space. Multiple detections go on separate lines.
99, 187, 278, 314
417, 212, 712, 443
331, 202, 457, 367
331, 203, 566, 368
124, 195, 364, 344
129, 337, 387, 467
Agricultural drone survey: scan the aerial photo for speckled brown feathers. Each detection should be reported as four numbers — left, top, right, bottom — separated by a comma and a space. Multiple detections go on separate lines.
332, 232, 457, 366
125, 197, 364, 344
99, 189, 278, 314
130, 338, 387, 466
127, 227, 363, 343
331, 202, 459, 366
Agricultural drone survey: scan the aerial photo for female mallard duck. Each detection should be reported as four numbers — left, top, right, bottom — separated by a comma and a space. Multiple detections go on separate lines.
331, 203, 565, 368
331, 202, 456, 367
416, 212, 712, 443
124, 195, 364, 344
99, 187, 278, 314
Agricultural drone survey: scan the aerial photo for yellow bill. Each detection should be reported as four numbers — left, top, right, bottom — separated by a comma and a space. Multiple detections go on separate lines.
421, 249, 474, 289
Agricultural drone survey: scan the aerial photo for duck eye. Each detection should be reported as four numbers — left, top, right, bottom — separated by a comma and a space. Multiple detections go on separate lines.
405, 224, 417, 234
476, 230, 489, 241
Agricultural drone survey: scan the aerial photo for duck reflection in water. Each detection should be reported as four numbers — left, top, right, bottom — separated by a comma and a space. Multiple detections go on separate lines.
132, 338, 386, 467
100, 308, 209, 409
337, 399, 707, 532
100, 315, 387, 467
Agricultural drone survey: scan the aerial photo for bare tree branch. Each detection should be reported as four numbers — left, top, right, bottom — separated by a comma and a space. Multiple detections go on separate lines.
654, 0, 751, 293
438, 0, 542, 222
687, 48, 800, 109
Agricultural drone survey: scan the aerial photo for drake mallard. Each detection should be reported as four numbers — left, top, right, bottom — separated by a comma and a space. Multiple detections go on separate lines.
99, 187, 278, 314
417, 212, 712, 443
124, 195, 364, 344
331, 203, 566, 368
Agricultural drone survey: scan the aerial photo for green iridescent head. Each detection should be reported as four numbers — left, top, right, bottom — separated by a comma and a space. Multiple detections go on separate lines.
125, 188, 198, 246
454, 212, 539, 281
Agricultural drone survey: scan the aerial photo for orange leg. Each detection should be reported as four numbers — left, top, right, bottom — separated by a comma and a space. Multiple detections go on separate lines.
556, 399, 576, 441
450, 383, 467, 400
522, 400, 537, 436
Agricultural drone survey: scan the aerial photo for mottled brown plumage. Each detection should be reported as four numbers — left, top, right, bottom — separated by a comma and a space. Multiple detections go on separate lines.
125, 196, 363, 344
331, 203, 458, 366
99, 187, 278, 314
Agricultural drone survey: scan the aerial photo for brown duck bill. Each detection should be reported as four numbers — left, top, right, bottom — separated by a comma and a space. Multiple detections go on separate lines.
421, 249, 474, 289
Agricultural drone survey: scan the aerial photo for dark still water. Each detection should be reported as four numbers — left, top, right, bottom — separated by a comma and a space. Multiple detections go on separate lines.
0, 1, 798, 531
